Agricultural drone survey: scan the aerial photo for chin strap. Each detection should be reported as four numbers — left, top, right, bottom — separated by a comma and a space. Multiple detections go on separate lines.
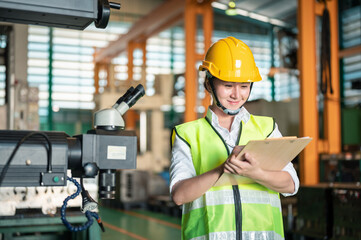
206, 72, 252, 116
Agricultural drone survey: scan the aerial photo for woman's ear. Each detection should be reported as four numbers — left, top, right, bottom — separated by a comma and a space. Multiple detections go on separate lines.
204, 78, 212, 93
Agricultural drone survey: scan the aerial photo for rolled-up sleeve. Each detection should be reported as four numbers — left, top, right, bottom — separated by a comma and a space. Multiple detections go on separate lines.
268, 123, 300, 196
169, 134, 196, 194
281, 162, 300, 196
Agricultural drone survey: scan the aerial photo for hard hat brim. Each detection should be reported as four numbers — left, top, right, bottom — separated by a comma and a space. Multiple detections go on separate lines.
199, 61, 262, 83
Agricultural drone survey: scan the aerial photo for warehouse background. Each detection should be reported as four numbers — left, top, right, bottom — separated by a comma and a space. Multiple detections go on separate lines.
0, 0, 360, 239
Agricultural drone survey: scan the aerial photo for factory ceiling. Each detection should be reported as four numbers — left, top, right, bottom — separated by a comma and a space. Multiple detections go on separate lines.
214, 0, 297, 28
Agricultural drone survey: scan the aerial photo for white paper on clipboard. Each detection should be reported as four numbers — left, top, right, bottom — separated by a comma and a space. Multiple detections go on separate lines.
214, 136, 312, 187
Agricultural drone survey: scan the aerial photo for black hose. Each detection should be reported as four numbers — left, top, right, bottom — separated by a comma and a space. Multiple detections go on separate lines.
320, 0, 333, 95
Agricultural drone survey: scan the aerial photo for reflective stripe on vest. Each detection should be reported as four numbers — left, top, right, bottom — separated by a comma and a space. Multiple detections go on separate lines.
189, 231, 284, 240
173, 115, 284, 240
183, 188, 282, 215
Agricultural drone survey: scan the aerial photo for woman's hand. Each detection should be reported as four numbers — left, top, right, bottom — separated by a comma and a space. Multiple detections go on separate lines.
224, 148, 264, 181
224, 147, 295, 194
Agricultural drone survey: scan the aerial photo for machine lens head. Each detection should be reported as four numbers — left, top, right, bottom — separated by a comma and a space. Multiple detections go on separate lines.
123, 84, 145, 108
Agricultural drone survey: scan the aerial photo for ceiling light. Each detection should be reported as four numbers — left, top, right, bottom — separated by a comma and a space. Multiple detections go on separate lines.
225, 0, 237, 16
211, 1, 291, 28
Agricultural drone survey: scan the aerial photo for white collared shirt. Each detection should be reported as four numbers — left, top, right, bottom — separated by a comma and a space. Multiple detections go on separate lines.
169, 107, 300, 197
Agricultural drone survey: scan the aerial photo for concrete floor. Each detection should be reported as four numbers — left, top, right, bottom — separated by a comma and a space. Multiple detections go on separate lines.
99, 207, 181, 240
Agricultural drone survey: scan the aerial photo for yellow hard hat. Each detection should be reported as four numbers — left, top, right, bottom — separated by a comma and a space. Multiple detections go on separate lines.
199, 36, 262, 83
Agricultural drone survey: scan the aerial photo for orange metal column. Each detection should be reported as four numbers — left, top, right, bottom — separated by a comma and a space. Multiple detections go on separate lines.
127, 41, 135, 88
93, 48, 101, 94
126, 41, 137, 130
184, 0, 198, 122
94, 62, 100, 94
298, 0, 319, 185
324, 0, 341, 154
106, 64, 114, 89
185, 0, 213, 122
125, 41, 146, 130
140, 41, 147, 89
201, 2, 213, 112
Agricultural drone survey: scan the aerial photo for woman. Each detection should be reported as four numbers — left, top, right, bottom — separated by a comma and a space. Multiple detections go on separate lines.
169, 37, 299, 240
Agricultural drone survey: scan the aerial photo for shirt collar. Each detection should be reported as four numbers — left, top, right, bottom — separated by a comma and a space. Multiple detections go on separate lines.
205, 106, 250, 129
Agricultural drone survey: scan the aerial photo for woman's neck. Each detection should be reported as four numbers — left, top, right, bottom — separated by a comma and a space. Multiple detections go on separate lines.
210, 105, 235, 131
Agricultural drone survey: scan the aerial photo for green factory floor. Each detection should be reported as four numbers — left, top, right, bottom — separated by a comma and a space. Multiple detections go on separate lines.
99, 207, 181, 240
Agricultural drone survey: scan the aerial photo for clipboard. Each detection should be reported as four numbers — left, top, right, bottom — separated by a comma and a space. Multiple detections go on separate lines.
214, 136, 312, 187
236, 136, 312, 171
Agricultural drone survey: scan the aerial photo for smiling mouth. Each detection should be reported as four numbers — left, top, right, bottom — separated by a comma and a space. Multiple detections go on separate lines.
228, 100, 240, 105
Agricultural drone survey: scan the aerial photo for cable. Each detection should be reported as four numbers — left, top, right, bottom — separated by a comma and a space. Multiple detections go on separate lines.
80, 176, 84, 189
320, 0, 333, 95
61, 177, 105, 232
0, 131, 52, 187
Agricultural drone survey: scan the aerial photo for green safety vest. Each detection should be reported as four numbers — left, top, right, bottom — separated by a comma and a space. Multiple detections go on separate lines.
172, 115, 284, 240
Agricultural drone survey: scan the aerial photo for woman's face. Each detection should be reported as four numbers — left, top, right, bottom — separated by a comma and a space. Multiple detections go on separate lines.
211, 78, 251, 111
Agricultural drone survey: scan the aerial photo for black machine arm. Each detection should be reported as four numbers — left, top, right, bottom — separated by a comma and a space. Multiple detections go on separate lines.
0, 84, 145, 200
0, 0, 121, 30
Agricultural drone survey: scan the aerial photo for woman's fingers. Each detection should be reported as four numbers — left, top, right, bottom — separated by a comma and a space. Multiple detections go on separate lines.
225, 159, 243, 175
231, 145, 245, 156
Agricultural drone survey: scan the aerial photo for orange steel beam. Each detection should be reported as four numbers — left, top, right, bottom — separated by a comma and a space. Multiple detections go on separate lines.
315, 1, 325, 16
200, 2, 213, 114
106, 64, 113, 89
94, 62, 100, 94
125, 110, 138, 130
298, 0, 319, 185
298, 0, 341, 185
127, 41, 134, 87
184, 0, 213, 122
339, 44, 361, 58
308, 1, 341, 154
93, 47, 100, 94
141, 41, 147, 89
324, 0, 341, 154
184, 0, 197, 122
125, 41, 137, 129
125, 41, 146, 129
95, 0, 185, 63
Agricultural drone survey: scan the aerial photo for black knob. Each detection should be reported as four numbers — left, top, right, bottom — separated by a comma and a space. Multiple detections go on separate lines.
83, 162, 99, 177
109, 2, 121, 9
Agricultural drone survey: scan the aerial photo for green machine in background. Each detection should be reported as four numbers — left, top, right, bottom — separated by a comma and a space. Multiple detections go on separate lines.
342, 108, 361, 148
0, 214, 100, 240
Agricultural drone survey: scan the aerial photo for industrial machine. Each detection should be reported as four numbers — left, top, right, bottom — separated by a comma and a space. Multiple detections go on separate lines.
0, 0, 121, 30
0, 84, 145, 232
296, 183, 361, 240
296, 150, 361, 240
0, 1, 133, 236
